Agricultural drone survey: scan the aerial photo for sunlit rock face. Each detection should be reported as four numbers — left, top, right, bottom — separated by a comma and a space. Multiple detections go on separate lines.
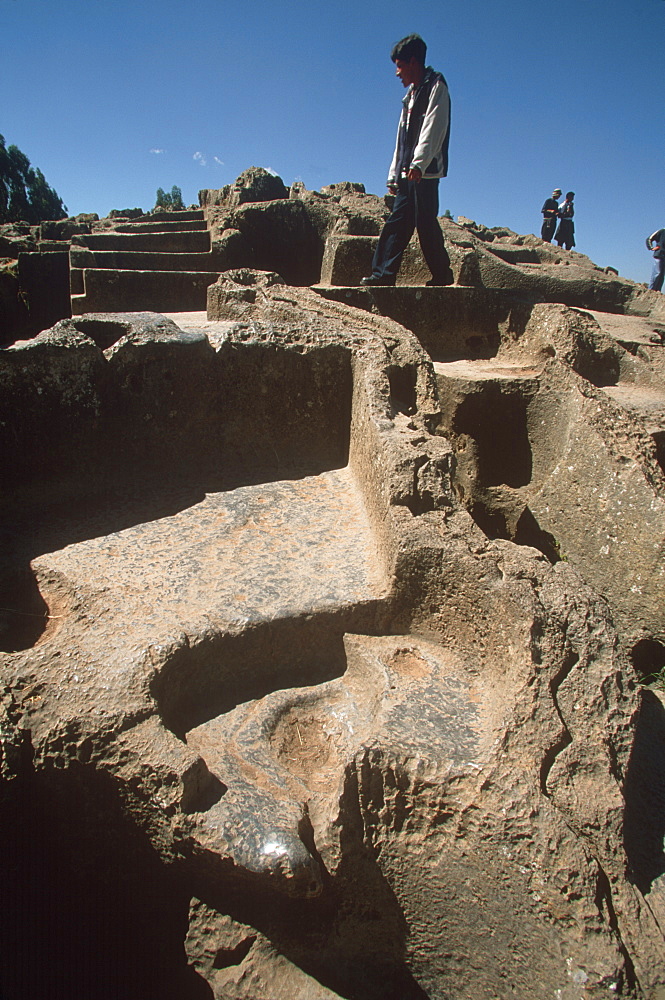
2, 184, 665, 1000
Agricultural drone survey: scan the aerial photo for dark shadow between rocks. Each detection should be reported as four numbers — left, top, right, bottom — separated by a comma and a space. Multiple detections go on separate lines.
623, 687, 665, 895
70, 316, 131, 350
5, 473, 322, 563
513, 506, 563, 563
199, 866, 430, 1000
153, 614, 359, 740
467, 498, 512, 541
651, 429, 665, 475
388, 364, 418, 417
453, 387, 532, 488
0, 561, 49, 653
630, 637, 665, 684
0, 763, 212, 1000
571, 335, 621, 388
2, 339, 353, 529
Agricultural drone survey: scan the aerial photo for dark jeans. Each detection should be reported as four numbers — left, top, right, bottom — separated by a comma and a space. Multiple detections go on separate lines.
541, 217, 556, 242
370, 177, 453, 283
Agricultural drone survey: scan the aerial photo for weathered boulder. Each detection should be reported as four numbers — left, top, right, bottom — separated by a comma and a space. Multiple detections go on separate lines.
185, 898, 342, 999
200, 166, 289, 211
2, 289, 665, 998
5, 158, 665, 999
320, 181, 366, 196
202, 198, 327, 286
107, 208, 145, 219
314, 281, 665, 662
39, 219, 93, 241
316, 208, 655, 316
203, 173, 390, 288
0, 222, 38, 257
435, 332, 665, 652
207, 267, 286, 320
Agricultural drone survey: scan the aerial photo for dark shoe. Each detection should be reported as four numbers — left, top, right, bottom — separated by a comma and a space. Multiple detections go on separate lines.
426, 276, 454, 286
360, 275, 395, 287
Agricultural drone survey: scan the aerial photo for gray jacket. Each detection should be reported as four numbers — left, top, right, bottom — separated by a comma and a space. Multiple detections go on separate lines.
388, 67, 451, 183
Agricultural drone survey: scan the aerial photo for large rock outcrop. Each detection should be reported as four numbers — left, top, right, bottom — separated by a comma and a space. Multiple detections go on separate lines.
3, 166, 665, 1000
1, 273, 665, 998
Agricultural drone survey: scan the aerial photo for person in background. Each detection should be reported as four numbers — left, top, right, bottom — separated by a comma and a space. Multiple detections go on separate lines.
540, 188, 562, 242
555, 192, 575, 250
646, 228, 665, 292
361, 34, 453, 287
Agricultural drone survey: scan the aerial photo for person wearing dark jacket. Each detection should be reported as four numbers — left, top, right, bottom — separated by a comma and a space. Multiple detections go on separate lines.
555, 192, 575, 250
646, 229, 665, 292
361, 34, 453, 287
540, 188, 562, 242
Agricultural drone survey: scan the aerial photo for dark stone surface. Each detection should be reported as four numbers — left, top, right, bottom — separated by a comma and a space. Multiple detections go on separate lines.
313, 284, 530, 361
0, 265, 28, 346
17, 251, 71, 335
72, 268, 220, 313
40, 219, 92, 241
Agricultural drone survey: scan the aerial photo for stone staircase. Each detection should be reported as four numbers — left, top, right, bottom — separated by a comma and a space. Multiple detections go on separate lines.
70, 209, 225, 314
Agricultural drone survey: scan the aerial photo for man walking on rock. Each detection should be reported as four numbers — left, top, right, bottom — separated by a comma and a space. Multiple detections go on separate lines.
361, 34, 453, 287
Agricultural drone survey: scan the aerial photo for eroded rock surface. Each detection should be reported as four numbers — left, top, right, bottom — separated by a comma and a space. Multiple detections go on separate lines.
1, 275, 665, 999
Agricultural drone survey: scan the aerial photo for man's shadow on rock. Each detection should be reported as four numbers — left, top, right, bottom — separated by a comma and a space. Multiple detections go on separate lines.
623, 687, 665, 895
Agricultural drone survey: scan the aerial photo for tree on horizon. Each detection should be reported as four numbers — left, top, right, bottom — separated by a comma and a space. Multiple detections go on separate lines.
0, 134, 67, 224
154, 185, 185, 211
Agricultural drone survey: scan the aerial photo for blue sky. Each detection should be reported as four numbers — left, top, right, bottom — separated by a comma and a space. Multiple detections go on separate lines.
2, 0, 664, 283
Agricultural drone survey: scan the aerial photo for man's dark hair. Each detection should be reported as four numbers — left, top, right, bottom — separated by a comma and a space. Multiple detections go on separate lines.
391, 34, 427, 65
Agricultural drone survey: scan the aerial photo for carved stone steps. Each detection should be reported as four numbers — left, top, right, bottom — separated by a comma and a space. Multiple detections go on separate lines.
71, 230, 211, 253
109, 219, 207, 234
70, 248, 227, 272
71, 268, 222, 313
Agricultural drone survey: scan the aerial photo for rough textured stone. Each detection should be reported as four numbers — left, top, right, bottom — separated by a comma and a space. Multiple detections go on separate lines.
107, 208, 145, 220
71, 268, 221, 314
200, 166, 289, 211
3, 198, 665, 999
185, 898, 342, 999
2, 284, 665, 1000
316, 212, 658, 316
216, 199, 323, 285
39, 219, 93, 241
0, 222, 38, 259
